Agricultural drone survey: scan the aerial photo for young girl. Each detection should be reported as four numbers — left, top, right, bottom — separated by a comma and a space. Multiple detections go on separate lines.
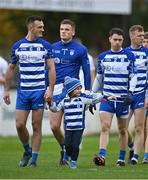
50, 76, 113, 169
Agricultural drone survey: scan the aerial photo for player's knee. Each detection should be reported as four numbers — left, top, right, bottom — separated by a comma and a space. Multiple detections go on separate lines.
51, 125, 60, 133
135, 126, 143, 134
32, 122, 41, 133
16, 121, 25, 130
101, 124, 110, 133
50, 120, 61, 132
119, 128, 127, 136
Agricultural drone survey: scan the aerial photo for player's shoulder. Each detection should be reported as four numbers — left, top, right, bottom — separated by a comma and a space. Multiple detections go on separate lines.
72, 39, 87, 50
36, 38, 52, 48
124, 46, 130, 51
52, 40, 61, 47
12, 38, 27, 48
122, 48, 135, 60
37, 38, 51, 44
141, 46, 148, 54
122, 48, 133, 54
99, 50, 111, 59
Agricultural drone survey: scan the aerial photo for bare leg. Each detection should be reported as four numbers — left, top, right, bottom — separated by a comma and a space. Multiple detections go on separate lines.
99, 112, 113, 150
117, 117, 127, 151
32, 109, 44, 152
16, 110, 32, 167
49, 110, 64, 145
127, 110, 134, 147
16, 109, 30, 144
93, 112, 112, 166
133, 108, 145, 155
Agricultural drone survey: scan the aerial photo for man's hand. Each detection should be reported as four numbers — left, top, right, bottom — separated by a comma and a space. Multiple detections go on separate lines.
44, 86, 53, 106
3, 91, 11, 105
44, 93, 52, 106
123, 92, 133, 105
89, 104, 96, 115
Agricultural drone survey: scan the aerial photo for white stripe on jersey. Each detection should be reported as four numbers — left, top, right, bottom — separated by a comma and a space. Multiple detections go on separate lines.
67, 122, 83, 127
132, 51, 146, 56
105, 77, 128, 82
65, 108, 83, 113
65, 115, 83, 120
21, 81, 45, 87
105, 54, 128, 58
20, 74, 45, 79
19, 58, 44, 64
64, 101, 83, 106
18, 43, 44, 47
20, 66, 44, 71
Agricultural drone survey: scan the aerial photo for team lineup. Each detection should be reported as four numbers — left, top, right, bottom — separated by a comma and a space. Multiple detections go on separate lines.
1, 15, 148, 169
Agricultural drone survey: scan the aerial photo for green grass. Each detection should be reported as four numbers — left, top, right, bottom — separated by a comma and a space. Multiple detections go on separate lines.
0, 135, 147, 179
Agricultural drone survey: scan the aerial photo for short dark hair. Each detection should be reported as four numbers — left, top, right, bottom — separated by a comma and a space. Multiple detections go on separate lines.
129, 25, 144, 34
144, 32, 148, 39
109, 28, 124, 37
25, 15, 43, 26
60, 19, 76, 30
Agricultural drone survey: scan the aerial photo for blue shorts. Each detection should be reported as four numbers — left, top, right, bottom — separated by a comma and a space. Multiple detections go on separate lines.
130, 91, 145, 110
53, 87, 67, 105
99, 100, 129, 118
16, 90, 45, 110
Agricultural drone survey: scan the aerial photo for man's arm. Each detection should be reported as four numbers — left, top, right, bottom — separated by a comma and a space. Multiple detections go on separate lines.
92, 74, 103, 93
81, 49, 91, 91
46, 59, 56, 104
3, 63, 15, 105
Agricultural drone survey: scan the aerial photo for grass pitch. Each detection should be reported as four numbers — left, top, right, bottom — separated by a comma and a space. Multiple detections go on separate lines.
0, 135, 147, 179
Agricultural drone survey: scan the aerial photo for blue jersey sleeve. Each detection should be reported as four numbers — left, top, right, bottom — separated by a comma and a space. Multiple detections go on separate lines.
43, 40, 54, 60
10, 42, 19, 65
97, 52, 105, 75
81, 47, 91, 90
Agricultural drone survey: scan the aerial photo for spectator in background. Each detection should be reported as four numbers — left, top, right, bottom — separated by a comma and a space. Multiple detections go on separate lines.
47, 19, 91, 165
0, 56, 8, 104
92, 28, 137, 166
3, 15, 55, 167
126, 25, 148, 165
143, 31, 148, 163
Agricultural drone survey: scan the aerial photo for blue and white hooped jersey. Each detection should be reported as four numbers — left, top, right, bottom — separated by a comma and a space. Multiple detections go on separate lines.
125, 46, 148, 94
97, 49, 136, 98
55, 93, 102, 130
10, 38, 53, 91
52, 39, 91, 90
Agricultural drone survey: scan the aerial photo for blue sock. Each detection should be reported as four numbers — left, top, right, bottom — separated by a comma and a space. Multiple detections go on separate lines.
23, 144, 32, 154
128, 143, 134, 150
63, 151, 69, 161
118, 150, 126, 161
31, 152, 38, 164
99, 148, 106, 158
133, 154, 139, 160
144, 152, 148, 159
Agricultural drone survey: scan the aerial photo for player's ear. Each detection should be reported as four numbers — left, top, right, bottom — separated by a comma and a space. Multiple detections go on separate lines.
109, 36, 111, 43
72, 28, 75, 36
